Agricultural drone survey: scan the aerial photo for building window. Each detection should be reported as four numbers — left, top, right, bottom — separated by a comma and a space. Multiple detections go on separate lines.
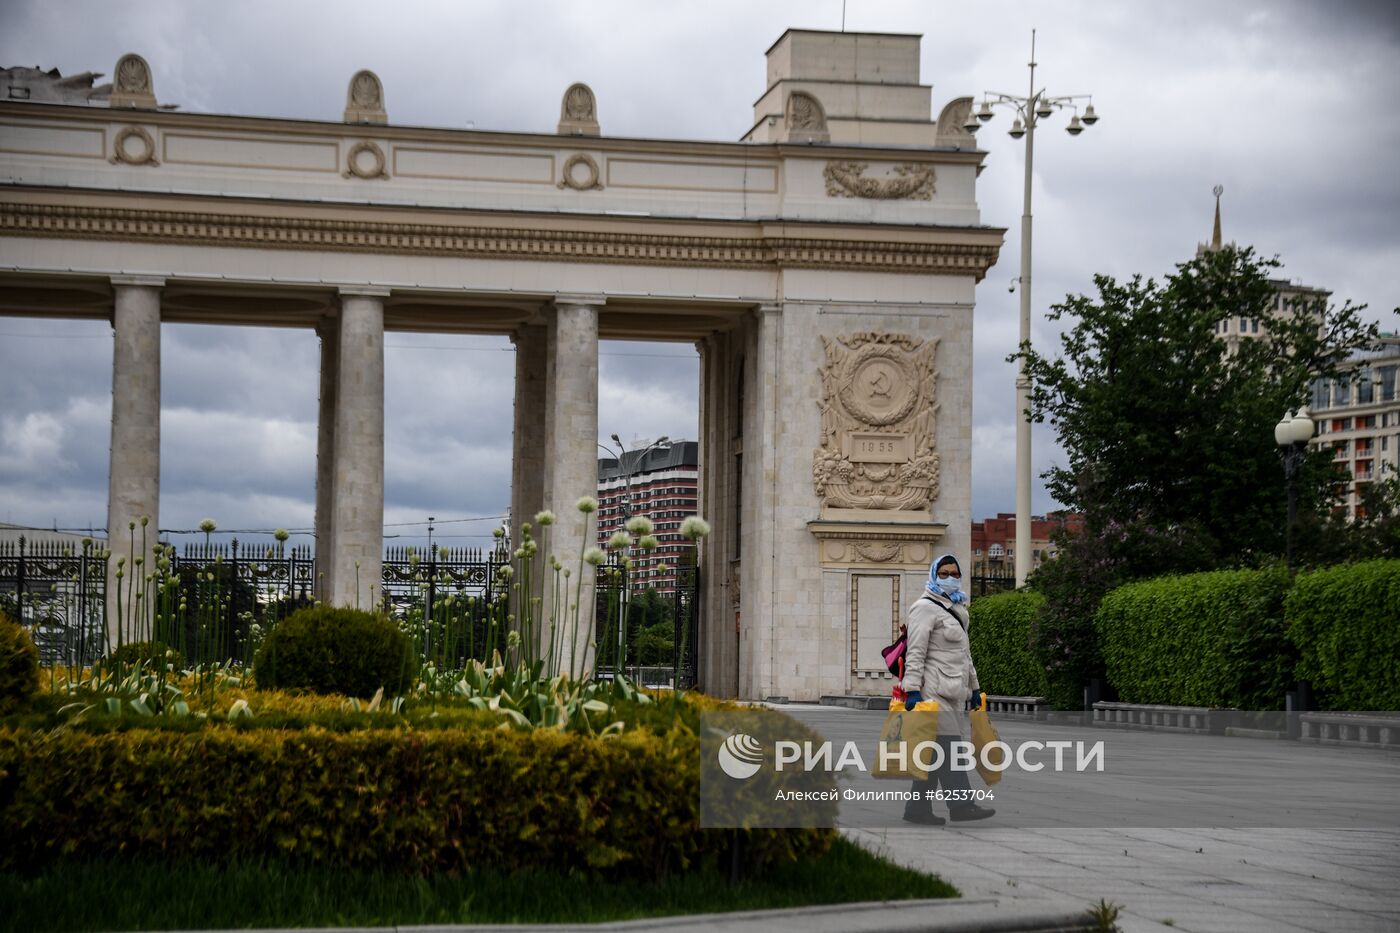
1379, 365, 1398, 403
1311, 377, 1330, 410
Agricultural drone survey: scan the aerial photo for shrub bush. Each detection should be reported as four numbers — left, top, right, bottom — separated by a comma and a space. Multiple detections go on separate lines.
1095, 566, 1293, 708
105, 640, 187, 671
0, 613, 40, 714
0, 720, 831, 878
254, 606, 414, 698
967, 591, 1047, 698
1029, 519, 1217, 709
1285, 559, 1400, 710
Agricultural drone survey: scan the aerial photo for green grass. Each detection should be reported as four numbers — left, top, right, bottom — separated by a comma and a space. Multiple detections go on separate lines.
0, 837, 956, 932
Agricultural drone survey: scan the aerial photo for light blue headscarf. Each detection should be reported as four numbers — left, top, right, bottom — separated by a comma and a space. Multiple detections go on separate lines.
926, 553, 970, 604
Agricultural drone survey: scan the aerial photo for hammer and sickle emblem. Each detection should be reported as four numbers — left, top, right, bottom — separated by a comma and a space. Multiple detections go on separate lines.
867, 367, 892, 398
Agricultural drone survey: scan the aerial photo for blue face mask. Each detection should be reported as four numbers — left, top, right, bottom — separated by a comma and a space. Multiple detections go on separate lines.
935, 575, 961, 596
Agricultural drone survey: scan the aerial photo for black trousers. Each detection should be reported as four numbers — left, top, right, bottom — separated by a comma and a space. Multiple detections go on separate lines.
906, 733, 973, 812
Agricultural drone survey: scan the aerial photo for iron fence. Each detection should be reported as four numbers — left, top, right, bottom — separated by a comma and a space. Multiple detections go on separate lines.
970, 567, 1018, 598
0, 537, 106, 667
1, 536, 704, 679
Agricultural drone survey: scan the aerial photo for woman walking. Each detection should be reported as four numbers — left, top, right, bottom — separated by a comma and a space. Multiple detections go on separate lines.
900, 553, 995, 825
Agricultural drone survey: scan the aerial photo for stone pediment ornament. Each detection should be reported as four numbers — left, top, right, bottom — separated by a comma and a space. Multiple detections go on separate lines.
344, 70, 387, 124
813, 332, 940, 511
936, 96, 975, 149
824, 161, 935, 200
109, 53, 156, 109
558, 83, 600, 136
786, 91, 829, 143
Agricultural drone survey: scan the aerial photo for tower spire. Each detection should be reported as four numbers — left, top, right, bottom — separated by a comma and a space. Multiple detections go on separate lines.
1210, 184, 1224, 250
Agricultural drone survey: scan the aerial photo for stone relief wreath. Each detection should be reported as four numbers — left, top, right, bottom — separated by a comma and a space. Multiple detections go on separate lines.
824, 161, 935, 200
813, 332, 940, 511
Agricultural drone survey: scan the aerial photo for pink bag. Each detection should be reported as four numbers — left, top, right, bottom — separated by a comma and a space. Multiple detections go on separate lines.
881, 624, 908, 678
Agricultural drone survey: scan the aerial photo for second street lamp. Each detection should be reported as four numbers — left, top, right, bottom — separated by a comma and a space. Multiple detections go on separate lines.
1275, 408, 1316, 570
965, 30, 1099, 588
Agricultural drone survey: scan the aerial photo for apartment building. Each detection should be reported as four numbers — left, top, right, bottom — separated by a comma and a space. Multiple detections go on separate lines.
1309, 336, 1400, 518
596, 440, 699, 594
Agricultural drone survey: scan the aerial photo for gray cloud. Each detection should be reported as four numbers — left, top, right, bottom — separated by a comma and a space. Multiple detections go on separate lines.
1, 0, 1396, 549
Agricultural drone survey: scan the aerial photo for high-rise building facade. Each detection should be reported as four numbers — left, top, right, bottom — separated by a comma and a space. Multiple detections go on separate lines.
596, 441, 699, 594
1309, 336, 1400, 518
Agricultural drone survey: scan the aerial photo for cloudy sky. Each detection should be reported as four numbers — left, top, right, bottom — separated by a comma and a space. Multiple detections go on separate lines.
1, 0, 1397, 551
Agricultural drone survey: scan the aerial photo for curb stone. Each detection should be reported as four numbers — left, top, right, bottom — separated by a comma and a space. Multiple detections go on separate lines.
166, 898, 1102, 932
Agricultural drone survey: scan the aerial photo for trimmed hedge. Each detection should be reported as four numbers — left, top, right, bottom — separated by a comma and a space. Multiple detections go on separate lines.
0, 720, 830, 878
254, 606, 414, 698
968, 591, 1048, 698
1286, 559, 1400, 710
1095, 567, 1293, 708
0, 613, 39, 714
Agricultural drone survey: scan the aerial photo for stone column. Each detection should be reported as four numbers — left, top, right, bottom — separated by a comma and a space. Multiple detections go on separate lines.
313, 318, 339, 602
510, 324, 547, 543
329, 288, 387, 609
543, 297, 600, 678
698, 332, 739, 697
106, 276, 163, 647
739, 305, 782, 700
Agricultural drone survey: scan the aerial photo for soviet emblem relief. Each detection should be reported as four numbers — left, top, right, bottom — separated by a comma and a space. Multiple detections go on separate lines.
813, 332, 940, 511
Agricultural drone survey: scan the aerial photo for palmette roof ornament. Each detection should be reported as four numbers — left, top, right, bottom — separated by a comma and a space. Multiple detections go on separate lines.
558, 83, 600, 136
785, 91, 829, 143
813, 332, 940, 511
109, 53, 156, 109
344, 69, 387, 124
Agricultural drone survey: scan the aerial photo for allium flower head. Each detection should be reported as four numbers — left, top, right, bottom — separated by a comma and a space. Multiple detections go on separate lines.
576, 496, 599, 514
493, 527, 505, 539
608, 530, 633, 550
199, 518, 217, 534
625, 516, 654, 536
583, 546, 606, 566
679, 516, 711, 540
535, 510, 556, 526
273, 528, 290, 542
639, 535, 660, 550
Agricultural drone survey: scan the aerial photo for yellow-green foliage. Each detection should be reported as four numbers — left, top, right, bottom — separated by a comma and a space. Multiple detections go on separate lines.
968, 591, 1048, 698
1286, 559, 1400, 710
1095, 567, 1293, 708
0, 719, 830, 878
0, 613, 40, 714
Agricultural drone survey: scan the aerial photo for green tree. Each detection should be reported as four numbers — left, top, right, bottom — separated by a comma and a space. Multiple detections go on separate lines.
1015, 245, 1377, 708
1017, 245, 1374, 561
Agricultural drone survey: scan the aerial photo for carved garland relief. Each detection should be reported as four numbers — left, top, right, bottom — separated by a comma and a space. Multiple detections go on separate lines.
814, 332, 940, 511
824, 161, 935, 200
344, 141, 388, 179
111, 126, 158, 166
557, 153, 603, 190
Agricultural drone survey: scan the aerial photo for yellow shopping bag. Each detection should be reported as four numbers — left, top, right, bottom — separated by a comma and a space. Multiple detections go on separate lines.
969, 694, 1005, 786
873, 697, 940, 780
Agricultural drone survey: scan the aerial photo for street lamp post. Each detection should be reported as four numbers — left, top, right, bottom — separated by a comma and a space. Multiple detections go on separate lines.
964, 30, 1098, 588
1274, 409, 1315, 570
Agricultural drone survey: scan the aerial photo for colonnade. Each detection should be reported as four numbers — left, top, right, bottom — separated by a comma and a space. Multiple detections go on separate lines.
103, 280, 613, 672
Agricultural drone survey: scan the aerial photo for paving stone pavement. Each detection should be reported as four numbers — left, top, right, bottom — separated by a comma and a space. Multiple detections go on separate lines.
774, 705, 1400, 933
